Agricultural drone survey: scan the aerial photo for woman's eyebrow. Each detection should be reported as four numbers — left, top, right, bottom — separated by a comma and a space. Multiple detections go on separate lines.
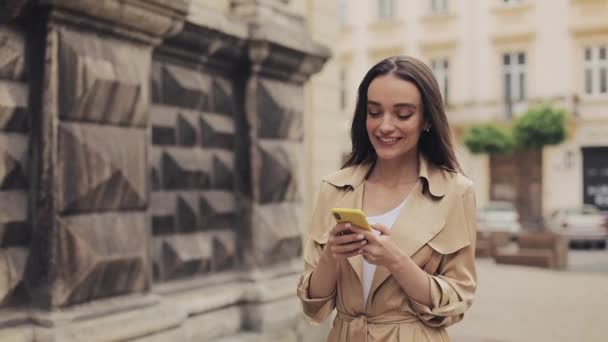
394, 103, 417, 110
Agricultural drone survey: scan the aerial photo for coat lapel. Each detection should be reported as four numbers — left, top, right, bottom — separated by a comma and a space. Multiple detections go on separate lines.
368, 181, 446, 299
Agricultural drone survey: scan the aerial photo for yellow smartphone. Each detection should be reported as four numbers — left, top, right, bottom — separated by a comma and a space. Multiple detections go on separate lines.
330, 208, 373, 231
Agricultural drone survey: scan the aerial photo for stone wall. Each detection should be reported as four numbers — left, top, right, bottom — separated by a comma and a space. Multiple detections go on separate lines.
0, 0, 329, 341
0, 23, 29, 309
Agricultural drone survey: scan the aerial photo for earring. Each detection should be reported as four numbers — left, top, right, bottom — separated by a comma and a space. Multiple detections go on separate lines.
425, 127, 430, 132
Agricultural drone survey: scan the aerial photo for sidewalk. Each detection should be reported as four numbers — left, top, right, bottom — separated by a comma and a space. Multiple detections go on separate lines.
449, 251, 608, 342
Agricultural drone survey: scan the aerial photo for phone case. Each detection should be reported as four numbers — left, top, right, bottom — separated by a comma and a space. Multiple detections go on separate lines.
330, 208, 373, 231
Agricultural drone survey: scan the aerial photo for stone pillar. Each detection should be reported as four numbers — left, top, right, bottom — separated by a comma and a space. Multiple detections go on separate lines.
22, 0, 189, 309
0, 20, 29, 308
231, 0, 330, 337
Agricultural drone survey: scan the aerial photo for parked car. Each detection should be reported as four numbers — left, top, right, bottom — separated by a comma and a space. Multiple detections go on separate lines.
477, 201, 522, 237
545, 205, 608, 249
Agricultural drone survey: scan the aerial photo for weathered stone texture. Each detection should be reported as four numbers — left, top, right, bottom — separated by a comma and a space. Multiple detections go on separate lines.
57, 28, 150, 127
53, 213, 149, 306
256, 79, 303, 140
252, 202, 303, 263
254, 140, 301, 203
152, 229, 236, 281
57, 123, 147, 213
0, 26, 25, 81
0, 191, 28, 247
0, 25, 29, 310
0, 133, 28, 190
0, 80, 28, 132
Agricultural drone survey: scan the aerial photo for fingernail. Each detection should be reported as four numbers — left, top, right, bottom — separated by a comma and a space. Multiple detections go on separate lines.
358, 249, 363, 253
357, 234, 364, 239
361, 240, 366, 244
345, 223, 351, 228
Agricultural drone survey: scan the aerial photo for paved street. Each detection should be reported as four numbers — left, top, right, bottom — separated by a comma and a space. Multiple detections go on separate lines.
449, 250, 608, 342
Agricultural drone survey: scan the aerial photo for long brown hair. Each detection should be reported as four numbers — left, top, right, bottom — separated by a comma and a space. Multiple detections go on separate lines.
342, 55, 461, 172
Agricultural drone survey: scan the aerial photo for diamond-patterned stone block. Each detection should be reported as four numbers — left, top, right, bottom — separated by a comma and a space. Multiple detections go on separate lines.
200, 191, 235, 230
254, 140, 300, 203
157, 63, 210, 111
153, 232, 212, 281
201, 113, 234, 150
57, 28, 149, 127
0, 133, 28, 190
212, 77, 234, 116
0, 247, 28, 306
58, 123, 146, 214
53, 213, 149, 306
211, 150, 234, 190
0, 80, 28, 132
177, 110, 200, 147
0, 191, 28, 247
211, 230, 236, 271
0, 26, 25, 81
161, 148, 211, 190
150, 105, 177, 146
150, 192, 176, 235
252, 202, 303, 264
256, 79, 303, 140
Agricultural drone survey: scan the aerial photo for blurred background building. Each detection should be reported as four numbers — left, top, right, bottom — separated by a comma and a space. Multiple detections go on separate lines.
332, 0, 608, 229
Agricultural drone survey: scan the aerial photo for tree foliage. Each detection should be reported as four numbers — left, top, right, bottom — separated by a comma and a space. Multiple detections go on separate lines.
513, 105, 567, 149
464, 124, 515, 154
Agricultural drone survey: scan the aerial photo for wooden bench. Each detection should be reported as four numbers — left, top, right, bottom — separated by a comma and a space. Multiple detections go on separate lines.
493, 232, 568, 269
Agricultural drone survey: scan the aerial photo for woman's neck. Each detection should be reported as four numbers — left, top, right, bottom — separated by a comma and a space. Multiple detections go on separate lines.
369, 152, 420, 187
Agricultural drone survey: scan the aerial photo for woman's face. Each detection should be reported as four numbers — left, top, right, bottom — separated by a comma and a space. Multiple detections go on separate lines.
365, 74, 426, 162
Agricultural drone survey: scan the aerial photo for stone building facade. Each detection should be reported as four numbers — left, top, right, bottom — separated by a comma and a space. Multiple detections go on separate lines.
0, 0, 332, 340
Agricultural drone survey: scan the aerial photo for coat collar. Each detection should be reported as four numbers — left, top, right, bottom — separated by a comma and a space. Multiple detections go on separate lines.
323, 154, 447, 198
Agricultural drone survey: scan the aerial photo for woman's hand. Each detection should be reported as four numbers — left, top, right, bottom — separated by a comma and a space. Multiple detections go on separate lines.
351, 224, 406, 271
323, 222, 368, 263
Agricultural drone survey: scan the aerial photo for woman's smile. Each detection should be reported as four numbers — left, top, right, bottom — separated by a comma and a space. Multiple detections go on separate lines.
375, 135, 403, 146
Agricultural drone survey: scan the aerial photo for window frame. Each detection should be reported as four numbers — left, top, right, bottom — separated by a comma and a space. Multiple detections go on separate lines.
430, 0, 449, 14
377, 0, 396, 20
583, 45, 608, 98
431, 57, 450, 105
502, 51, 527, 104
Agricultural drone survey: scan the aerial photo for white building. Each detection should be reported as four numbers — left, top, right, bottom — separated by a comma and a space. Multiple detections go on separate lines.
334, 0, 608, 225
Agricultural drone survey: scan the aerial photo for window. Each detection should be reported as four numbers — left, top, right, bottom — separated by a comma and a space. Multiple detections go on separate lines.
431, 58, 449, 104
584, 45, 608, 97
339, 0, 348, 27
503, 52, 526, 105
378, 0, 396, 20
430, 0, 448, 14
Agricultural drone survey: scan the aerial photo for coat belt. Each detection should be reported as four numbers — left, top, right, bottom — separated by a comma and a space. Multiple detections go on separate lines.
336, 310, 419, 342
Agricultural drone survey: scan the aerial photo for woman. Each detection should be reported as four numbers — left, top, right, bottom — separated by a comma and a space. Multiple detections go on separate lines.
297, 56, 477, 341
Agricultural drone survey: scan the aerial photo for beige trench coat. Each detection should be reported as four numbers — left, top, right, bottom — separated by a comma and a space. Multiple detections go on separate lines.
297, 156, 477, 342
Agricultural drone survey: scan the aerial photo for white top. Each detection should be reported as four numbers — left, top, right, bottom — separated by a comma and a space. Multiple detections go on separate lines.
363, 196, 409, 307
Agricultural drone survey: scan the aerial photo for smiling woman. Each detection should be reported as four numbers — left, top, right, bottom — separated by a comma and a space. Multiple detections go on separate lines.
297, 56, 478, 342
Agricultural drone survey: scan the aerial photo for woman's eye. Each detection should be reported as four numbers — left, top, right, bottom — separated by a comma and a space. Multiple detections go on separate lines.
367, 110, 381, 116
397, 113, 413, 120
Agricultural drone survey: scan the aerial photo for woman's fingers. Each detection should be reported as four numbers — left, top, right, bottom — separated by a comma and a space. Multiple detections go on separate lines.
332, 232, 365, 245
331, 239, 366, 254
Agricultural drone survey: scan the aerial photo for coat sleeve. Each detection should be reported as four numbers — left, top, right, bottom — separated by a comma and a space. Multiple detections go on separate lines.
296, 181, 336, 324
409, 184, 478, 328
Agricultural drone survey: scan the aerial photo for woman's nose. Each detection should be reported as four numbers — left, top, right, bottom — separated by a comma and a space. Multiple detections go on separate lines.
378, 114, 394, 133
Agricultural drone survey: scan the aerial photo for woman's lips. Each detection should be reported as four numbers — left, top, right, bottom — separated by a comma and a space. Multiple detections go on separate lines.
375, 136, 402, 145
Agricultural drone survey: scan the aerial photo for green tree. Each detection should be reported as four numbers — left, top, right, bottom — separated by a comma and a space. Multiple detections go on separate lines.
464, 124, 515, 154
513, 105, 567, 149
